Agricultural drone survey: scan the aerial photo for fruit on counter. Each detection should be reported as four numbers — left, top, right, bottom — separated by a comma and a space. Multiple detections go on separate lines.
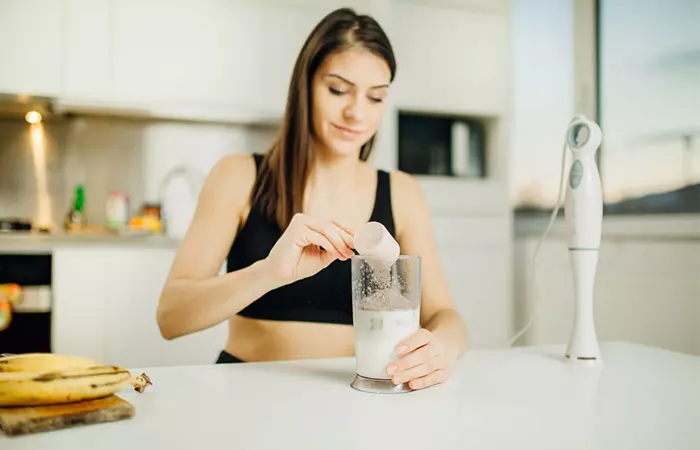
0, 298, 10, 332
0, 283, 23, 305
0, 365, 131, 407
0, 284, 21, 332
128, 214, 161, 233
0, 353, 103, 373
0, 353, 152, 407
125, 202, 163, 233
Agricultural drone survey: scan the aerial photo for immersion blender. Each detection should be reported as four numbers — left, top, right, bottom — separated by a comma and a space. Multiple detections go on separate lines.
564, 115, 603, 362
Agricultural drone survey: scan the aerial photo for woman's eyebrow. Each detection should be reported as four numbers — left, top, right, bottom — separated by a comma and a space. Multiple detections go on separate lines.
324, 73, 389, 89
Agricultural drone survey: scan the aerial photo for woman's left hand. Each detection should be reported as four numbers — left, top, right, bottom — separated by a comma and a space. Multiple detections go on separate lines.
385, 328, 458, 390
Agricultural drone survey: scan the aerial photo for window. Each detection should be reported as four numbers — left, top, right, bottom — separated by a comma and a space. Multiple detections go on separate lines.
598, 0, 700, 214
510, 0, 575, 214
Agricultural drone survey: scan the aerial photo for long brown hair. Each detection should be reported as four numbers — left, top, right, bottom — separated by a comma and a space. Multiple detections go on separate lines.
252, 8, 397, 231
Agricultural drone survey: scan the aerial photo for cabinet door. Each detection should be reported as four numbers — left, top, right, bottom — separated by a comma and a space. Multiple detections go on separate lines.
110, 0, 262, 111
432, 217, 512, 349
0, 0, 61, 96
391, 3, 510, 115
254, 5, 326, 115
516, 238, 700, 356
61, 0, 111, 101
102, 247, 228, 368
52, 248, 110, 362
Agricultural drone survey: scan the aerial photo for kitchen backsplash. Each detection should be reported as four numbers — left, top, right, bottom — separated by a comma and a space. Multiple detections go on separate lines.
0, 117, 278, 235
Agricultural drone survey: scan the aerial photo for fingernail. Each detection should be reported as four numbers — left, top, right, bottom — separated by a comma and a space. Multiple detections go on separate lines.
386, 364, 397, 375
396, 345, 408, 355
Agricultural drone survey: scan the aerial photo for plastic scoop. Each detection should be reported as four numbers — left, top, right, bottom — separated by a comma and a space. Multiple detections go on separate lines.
353, 222, 400, 270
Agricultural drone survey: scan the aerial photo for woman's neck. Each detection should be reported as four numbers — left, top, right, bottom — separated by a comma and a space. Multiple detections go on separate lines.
302, 146, 378, 223
310, 147, 363, 185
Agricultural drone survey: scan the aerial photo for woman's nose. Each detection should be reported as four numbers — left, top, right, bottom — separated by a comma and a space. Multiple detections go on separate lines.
343, 96, 365, 123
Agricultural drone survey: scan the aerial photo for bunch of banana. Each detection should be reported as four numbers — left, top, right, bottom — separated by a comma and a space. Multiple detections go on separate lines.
0, 353, 152, 407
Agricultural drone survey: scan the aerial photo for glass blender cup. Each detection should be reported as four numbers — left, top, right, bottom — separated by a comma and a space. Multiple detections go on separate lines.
350, 255, 421, 393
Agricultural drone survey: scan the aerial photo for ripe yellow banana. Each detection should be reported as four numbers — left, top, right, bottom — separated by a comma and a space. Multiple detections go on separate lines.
0, 353, 103, 373
0, 353, 153, 407
0, 365, 126, 407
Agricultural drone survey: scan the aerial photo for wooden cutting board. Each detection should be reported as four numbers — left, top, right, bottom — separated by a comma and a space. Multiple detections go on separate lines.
0, 395, 134, 437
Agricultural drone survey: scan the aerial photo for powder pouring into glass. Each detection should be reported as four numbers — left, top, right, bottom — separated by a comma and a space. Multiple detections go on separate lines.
350, 254, 421, 394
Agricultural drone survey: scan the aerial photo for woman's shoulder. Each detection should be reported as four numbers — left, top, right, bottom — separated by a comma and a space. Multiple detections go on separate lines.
200, 153, 259, 209
362, 163, 424, 201
213, 152, 258, 174
384, 169, 429, 239
386, 169, 423, 197
210, 152, 258, 184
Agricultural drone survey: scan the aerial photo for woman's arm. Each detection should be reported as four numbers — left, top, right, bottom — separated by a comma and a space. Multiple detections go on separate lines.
156, 154, 281, 340
156, 154, 356, 340
384, 171, 468, 389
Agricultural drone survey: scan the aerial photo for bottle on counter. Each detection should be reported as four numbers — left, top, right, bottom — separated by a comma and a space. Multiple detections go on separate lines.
106, 191, 129, 231
64, 184, 86, 232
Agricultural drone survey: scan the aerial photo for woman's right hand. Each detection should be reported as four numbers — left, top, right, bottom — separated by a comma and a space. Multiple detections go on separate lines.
263, 213, 355, 286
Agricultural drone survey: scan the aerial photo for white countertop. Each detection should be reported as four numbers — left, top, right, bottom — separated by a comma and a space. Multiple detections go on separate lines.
3, 342, 699, 449
0, 232, 180, 252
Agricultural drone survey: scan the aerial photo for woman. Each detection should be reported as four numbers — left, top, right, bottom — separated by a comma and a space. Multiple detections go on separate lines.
156, 7, 467, 391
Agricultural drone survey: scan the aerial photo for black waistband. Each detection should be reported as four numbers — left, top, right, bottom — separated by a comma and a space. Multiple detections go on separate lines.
216, 350, 245, 364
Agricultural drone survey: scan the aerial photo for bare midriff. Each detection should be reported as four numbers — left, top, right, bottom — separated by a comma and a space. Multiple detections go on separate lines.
224, 315, 355, 362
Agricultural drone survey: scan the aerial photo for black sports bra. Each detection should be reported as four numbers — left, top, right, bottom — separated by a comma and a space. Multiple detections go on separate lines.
226, 153, 396, 325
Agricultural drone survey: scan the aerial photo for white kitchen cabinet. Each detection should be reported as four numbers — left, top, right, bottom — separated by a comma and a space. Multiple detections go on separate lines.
52, 248, 110, 362
60, 0, 111, 101
432, 217, 512, 349
110, 0, 255, 109
391, 2, 510, 115
102, 247, 227, 368
393, 0, 509, 14
108, 0, 321, 117
419, 177, 510, 217
253, 6, 328, 114
0, 0, 61, 96
514, 235, 700, 356
52, 246, 228, 368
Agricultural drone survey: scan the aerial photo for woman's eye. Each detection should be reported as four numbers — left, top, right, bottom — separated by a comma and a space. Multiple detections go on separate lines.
369, 97, 384, 103
329, 87, 346, 95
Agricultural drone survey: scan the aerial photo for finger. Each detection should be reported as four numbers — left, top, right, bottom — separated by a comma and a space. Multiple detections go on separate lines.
333, 225, 355, 251
304, 218, 354, 258
395, 328, 433, 357
392, 356, 440, 385
387, 343, 438, 377
407, 369, 448, 390
331, 220, 355, 237
292, 214, 350, 258
299, 229, 344, 261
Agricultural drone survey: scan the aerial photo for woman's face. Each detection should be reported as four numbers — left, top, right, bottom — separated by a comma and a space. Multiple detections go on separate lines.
311, 48, 391, 158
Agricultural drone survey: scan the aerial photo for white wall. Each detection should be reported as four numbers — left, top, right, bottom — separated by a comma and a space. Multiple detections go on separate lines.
0, 120, 68, 228
139, 120, 277, 238
514, 215, 700, 356
0, 116, 277, 234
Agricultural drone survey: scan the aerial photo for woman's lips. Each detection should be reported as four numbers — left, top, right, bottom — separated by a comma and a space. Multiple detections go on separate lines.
333, 124, 362, 139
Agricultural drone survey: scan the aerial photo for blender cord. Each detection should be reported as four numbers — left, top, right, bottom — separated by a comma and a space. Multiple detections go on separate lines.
508, 136, 569, 347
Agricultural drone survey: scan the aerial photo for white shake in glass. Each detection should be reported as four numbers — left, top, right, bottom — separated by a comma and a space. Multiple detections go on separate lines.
353, 297, 420, 379
351, 258, 421, 381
